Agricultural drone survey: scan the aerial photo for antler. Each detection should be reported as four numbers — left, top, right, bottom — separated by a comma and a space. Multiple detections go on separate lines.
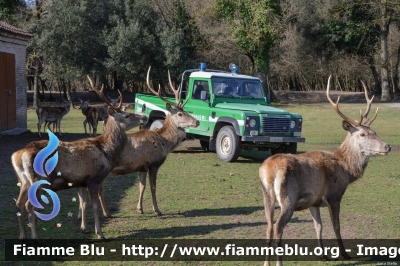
87, 76, 123, 113
168, 70, 188, 108
360, 80, 378, 127
146, 66, 180, 108
326, 75, 360, 127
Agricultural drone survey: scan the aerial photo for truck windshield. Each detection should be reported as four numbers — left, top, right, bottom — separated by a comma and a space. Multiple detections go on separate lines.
211, 77, 265, 98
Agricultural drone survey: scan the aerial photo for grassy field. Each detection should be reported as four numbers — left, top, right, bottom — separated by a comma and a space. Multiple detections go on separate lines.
2, 102, 400, 266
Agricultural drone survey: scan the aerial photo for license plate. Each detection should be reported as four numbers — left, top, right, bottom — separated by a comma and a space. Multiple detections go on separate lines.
270, 137, 283, 142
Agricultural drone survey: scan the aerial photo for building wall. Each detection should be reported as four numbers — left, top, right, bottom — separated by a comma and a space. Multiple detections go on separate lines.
0, 31, 30, 129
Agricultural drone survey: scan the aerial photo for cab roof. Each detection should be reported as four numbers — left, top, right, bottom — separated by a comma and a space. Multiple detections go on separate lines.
189, 71, 261, 81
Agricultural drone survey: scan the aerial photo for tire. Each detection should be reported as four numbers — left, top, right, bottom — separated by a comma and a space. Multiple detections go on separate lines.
216, 126, 241, 162
200, 140, 210, 152
150, 119, 164, 131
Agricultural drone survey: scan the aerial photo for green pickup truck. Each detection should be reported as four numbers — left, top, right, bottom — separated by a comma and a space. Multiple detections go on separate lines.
135, 63, 305, 162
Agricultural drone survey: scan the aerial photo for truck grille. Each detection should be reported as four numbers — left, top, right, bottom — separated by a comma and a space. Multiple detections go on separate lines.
261, 116, 291, 134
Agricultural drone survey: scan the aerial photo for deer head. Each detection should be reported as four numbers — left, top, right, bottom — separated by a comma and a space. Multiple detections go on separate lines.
326, 76, 391, 157
87, 76, 148, 130
146, 67, 199, 129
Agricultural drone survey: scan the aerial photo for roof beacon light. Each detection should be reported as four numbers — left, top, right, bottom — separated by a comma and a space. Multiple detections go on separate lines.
229, 63, 239, 74
200, 62, 206, 71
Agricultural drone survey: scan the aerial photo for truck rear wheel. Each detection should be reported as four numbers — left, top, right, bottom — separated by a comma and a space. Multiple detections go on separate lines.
150, 119, 164, 131
216, 126, 241, 162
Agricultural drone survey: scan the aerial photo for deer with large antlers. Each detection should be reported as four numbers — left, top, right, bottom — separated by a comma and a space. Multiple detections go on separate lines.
260, 76, 391, 266
76, 67, 199, 230
12, 77, 147, 239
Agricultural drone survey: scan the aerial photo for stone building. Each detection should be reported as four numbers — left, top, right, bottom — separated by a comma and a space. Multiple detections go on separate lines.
0, 21, 32, 132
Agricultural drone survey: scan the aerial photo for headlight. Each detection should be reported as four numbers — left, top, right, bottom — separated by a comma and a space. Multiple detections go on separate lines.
249, 119, 256, 127
290, 120, 296, 128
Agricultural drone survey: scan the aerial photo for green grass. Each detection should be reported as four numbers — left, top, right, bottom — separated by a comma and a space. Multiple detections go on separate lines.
2, 102, 400, 266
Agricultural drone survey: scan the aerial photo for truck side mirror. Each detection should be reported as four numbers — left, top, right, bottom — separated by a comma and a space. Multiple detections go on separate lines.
200, 91, 207, 100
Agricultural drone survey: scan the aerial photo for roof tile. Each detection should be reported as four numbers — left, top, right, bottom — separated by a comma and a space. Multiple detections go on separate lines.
0, 21, 33, 37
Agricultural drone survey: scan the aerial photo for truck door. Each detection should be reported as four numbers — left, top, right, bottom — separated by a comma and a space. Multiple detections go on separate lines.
183, 79, 210, 132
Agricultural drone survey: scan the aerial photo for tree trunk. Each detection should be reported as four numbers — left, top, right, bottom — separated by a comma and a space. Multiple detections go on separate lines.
33, 67, 39, 109
380, 0, 392, 101
393, 45, 400, 100
370, 61, 381, 95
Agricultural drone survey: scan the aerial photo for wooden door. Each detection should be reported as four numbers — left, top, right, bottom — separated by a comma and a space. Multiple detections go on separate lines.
0, 52, 16, 131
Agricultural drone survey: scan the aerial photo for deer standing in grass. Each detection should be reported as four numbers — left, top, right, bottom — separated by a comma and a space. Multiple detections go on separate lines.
36, 100, 72, 137
260, 76, 391, 266
79, 99, 100, 136
76, 67, 199, 229
12, 77, 147, 239
79, 97, 120, 136
37, 100, 69, 133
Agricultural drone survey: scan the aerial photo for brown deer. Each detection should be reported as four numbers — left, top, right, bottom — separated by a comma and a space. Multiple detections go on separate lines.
37, 100, 68, 134
79, 96, 120, 135
79, 99, 99, 136
260, 76, 391, 266
36, 99, 72, 137
12, 77, 148, 239
76, 67, 198, 230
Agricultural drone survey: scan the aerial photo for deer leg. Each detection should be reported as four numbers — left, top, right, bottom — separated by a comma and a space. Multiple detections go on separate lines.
16, 187, 29, 239
136, 172, 147, 214
99, 179, 111, 218
83, 119, 88, 134
88, 122, 92, 136
326, 201, 350, 259
77, 187, 89, 233
148, 168, 162, 216
45, 121, 52, 133
87, 184, 105, 239
262, 184, 275, 244
37, 121, 42, 137
309, 207, 328, 260
57, 120, 62, 136
273, 201, 296, 266
261, 183, 275, 266
24, 199, 38, 239
93, 123, 97, 137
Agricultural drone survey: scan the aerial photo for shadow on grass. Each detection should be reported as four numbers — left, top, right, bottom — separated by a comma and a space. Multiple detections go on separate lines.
184, 206, 263, 217
118, 221, 266, 239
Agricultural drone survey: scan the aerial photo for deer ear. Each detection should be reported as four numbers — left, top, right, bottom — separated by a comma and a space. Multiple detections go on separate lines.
166, 103, 172, 111
342, 121, 357, 133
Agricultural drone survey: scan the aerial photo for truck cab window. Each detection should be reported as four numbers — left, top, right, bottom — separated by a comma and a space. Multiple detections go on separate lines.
192, 80, 209, 100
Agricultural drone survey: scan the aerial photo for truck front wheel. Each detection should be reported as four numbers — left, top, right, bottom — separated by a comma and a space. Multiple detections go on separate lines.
216, 126, 241, 162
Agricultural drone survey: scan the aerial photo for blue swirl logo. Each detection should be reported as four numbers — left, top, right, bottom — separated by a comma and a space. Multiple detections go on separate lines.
28, 130, 61, 221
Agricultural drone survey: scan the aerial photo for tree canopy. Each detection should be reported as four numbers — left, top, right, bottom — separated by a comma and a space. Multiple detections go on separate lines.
6, 0, 400, 101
